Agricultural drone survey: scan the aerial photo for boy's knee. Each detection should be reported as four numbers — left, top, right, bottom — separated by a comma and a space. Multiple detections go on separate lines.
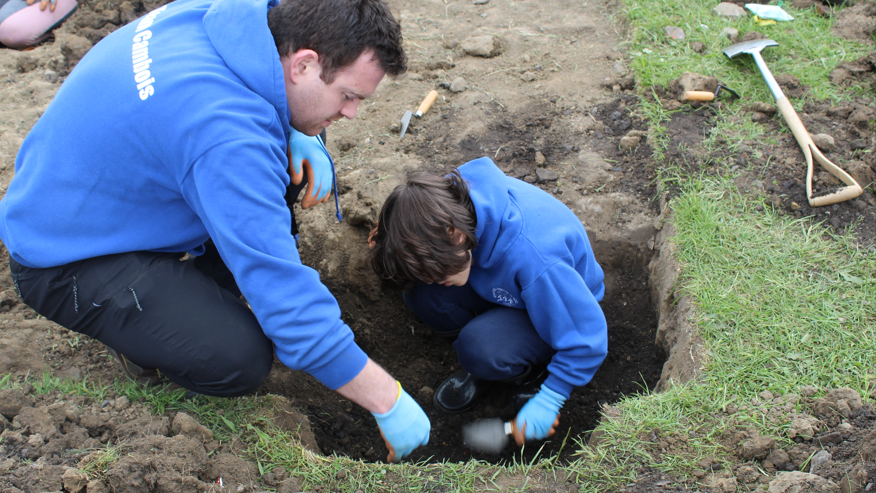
454, 330, 499, 371
405, 286, 481, 335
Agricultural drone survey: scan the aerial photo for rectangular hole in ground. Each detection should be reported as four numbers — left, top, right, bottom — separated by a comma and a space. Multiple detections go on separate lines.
260, 238, 667, 465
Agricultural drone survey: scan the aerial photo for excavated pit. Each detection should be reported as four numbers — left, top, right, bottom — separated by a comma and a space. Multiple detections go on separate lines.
261, 211, 696, 465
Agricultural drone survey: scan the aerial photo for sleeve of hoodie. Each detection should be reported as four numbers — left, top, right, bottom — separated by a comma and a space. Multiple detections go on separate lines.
178, 138, 368, 390
520, 261, 607, 398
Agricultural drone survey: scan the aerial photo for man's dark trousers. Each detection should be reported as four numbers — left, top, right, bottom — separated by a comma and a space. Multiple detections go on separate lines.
9, 243, 274, 397
7, 130, 325, 397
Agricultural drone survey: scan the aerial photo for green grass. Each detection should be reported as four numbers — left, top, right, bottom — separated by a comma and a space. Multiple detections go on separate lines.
77, 443, 122, 482
0, 370, 276, 451
623, 0, 874, 157
624, 0, 873, 102
247, 423, 536, 492
25, 371, 110, 401
673, 178, 876, 396
111, 379, 271, 443
564, 175, 876, 490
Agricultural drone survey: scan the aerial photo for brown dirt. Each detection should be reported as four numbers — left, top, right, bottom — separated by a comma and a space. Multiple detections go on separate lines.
0, 0, 874, 490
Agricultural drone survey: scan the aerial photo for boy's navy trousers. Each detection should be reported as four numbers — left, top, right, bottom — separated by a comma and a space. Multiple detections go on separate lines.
404, 282, 555, 381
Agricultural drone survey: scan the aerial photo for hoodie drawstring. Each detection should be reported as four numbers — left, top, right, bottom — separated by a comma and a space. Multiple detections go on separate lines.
316, 134, 342, 222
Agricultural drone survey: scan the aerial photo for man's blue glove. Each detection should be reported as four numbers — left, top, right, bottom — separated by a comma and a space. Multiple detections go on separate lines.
371, 382, 430, 462
514, 384, 566, 442
288, 129, 333, 210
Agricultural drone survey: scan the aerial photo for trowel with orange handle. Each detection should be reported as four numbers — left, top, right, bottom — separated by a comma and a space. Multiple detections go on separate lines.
399, 90, 439, 138
723, 39, 862, 207
682, 83, 740, 102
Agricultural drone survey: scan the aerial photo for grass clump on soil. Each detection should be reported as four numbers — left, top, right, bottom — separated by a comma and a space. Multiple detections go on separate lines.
114, 380, 271, 443
76, 443, 122, 483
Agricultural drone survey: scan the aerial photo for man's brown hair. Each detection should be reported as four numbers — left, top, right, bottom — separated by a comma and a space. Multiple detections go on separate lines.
370, 170, 477, 286
268, 0, 406, 84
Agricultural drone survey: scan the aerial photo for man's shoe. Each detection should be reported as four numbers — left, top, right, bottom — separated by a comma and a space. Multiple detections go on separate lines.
433, 370, 493, 414
506, 365, 550, 413
105, 346, 169, 387
105, 346, 201, 399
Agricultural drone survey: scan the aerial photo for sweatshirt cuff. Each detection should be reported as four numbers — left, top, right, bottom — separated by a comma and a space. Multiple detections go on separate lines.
543, 374, 573, 399
306, 342, 369, 390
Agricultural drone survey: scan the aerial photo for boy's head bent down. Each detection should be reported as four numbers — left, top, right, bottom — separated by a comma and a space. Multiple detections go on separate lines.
370, 170, 478, 287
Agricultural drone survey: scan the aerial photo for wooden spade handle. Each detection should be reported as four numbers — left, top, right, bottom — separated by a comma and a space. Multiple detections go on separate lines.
683, 91, 715, 101
775, 97, 862, 207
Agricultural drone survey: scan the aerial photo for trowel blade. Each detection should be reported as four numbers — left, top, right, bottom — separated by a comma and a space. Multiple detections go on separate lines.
399, 110, 412, 138
462, 418, 509, 454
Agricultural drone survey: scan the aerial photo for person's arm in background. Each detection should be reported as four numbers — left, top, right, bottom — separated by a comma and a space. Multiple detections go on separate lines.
0, 0, 78, 49
337, 359, 430, 462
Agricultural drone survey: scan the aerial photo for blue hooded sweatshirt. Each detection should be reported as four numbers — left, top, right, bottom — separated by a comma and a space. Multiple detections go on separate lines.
0, 0, 368, 389
459, 157, 608, 398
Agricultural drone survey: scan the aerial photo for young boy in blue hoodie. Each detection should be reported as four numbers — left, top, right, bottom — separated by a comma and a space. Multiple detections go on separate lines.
369, 157, 608, 443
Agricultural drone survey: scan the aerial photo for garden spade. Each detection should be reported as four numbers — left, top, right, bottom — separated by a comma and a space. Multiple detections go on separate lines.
723, 39, 862, 207
399, 90, 439, 138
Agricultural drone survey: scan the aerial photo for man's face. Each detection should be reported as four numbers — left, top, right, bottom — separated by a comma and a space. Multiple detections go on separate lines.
284, 50, 385, 136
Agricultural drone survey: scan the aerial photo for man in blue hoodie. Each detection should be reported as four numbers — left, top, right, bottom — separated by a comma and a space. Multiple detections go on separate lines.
369, 157, 608, 444
0, 0, 429, 462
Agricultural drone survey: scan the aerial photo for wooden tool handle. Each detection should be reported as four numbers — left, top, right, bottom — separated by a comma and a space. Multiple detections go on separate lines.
809, 183, 864, 207
511, 419, 525, 447
775, 97, 863, 207
415, 90, 439, 117
683, 91, 715, 102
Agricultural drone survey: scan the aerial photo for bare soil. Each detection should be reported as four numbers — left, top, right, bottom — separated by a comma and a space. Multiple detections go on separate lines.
0, 0, 874, 490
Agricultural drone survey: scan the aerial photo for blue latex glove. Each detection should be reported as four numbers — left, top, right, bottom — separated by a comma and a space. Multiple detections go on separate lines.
371, 383, 430, 462
288, 129, 334, 210
514, 384, 566, 442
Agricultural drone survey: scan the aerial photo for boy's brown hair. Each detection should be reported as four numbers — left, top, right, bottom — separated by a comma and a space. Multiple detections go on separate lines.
370, 170, 477, 286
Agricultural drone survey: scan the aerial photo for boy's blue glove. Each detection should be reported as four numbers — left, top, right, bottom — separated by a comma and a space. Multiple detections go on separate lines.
371, 383, 430, 462
514, 384, 566, 442
288, 129, 333, 210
